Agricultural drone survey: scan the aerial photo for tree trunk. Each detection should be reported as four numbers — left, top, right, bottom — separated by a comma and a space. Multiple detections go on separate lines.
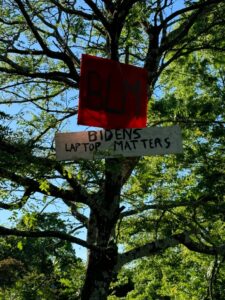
81, 213, 119, 300
81, 158, 122, 300
81, 246, 118, 300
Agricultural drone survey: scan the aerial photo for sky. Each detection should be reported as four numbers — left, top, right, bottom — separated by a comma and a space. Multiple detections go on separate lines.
0, 0, 187, 261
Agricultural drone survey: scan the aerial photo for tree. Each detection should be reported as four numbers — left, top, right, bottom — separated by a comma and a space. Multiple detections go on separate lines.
0, 213, 84, 299
0, 0, 225, 299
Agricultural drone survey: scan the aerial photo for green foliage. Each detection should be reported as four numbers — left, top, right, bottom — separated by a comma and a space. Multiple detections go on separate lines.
0, 1, 225, 299
0, 257, 25, 288
111, 9, 225, 294
0, 213, 84, 299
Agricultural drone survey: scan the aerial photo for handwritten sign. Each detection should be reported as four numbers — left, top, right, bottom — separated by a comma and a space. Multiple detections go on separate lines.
55, 126, 183, 161
78, 54, 148, 129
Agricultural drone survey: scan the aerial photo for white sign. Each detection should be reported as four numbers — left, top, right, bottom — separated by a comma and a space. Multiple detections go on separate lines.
55, 126, 183, 161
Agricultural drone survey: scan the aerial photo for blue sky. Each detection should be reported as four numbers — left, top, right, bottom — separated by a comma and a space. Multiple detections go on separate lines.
0, 0, 187, 260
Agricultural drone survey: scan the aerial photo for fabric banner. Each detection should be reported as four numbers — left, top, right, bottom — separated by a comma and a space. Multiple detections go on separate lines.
78, 54, 148, 129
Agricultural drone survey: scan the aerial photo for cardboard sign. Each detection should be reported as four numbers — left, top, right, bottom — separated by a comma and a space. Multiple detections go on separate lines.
55, 126, 183, 161
78, 54, 148, 129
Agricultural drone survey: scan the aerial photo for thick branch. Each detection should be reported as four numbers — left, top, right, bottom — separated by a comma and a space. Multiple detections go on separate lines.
0, 225, 96, 250
49, 0, 96, 20
15, 0, 49, 51
14, 0, 79, 81
0, 167, 76, 201
121, 157, 139, 186
84, 0, 110, 31
160, 0, 223, 29
116, 234, 179, 270
108, 0, 139, 60
116, 231, 225, 270
160, 8, 203, 52
0, 138, 101, 213
102, 0, 115, 14
0, 67, 77, 88
32, 7, 80, 68
120, 196, 214, 218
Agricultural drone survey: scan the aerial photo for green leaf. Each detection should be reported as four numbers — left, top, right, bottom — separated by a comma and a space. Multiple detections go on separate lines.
17, 241, 23, 251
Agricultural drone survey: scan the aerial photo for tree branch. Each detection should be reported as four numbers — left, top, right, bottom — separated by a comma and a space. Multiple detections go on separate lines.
49, 0, 96, 20
14, 0, 79, 81
160, 0, 224, 29
0, 137, 101, 212
14, 0, 48, 51
120, 198, 208, 218
32, 5, 80, 68
160, 8, 203, 52
0, 186, 33, 210
0, 167, 77, 202
116, 234, 179, 270
84, 0, 110, 31
0, 67, 77, 88
0, 225, 96, 250
116, 231, 225, 270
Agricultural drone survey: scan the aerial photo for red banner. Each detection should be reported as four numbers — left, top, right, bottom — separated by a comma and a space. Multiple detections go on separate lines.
78, 54, 148, 129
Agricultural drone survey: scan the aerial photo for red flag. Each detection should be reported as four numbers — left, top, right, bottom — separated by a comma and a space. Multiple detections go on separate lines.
78, 54, 148, 129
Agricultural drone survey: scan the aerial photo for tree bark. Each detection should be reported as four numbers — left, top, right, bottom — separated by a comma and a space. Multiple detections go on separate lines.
81, 158, 122, 299
81, 246, 118, 300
